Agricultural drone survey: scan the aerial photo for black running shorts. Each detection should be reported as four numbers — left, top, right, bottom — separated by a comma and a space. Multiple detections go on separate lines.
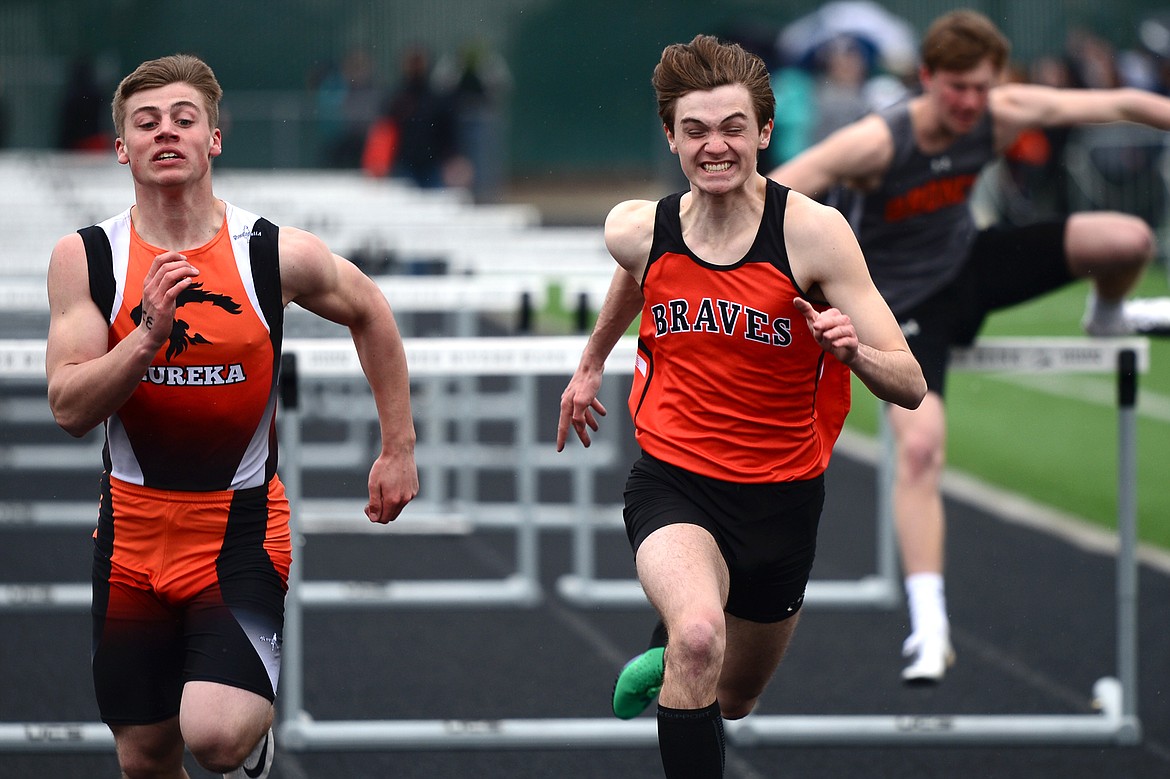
898, 219, 1072, 396
622, 452, 823, 623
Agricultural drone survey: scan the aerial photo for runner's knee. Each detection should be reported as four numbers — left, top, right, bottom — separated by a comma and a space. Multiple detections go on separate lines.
666, 613, 726, 681
896, 426, 944, 482
1072, 213, 1154, 273
185, 721, 261, 774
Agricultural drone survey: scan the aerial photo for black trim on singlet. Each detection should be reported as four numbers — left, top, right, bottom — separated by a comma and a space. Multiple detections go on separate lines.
79, 225, 119, 481
643, 191, 685, 288
644, 180, 821, 303
248, 218, 283, 348
809, 350, 828, 421
631, 337, 655, 422
245, 217, 284, 486
79, 225, 116, 322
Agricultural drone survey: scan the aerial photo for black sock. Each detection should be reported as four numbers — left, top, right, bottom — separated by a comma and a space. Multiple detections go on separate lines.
657, 701, 725, 779
649, 619, 668, 650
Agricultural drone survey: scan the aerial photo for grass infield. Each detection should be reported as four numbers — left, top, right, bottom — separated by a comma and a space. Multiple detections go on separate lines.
845, 272, 1170, 551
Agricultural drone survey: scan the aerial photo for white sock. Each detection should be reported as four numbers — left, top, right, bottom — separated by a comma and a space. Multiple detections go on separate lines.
1083, 291, 1127, 335
905, 572, 948, 637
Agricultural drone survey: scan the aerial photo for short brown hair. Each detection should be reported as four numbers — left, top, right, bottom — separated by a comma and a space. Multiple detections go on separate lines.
920, 10, 1010, 74
651, 35, 775, 131
112, 54, 223, 137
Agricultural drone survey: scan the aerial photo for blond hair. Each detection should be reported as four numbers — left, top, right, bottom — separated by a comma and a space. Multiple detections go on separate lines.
112, 54, 222, 137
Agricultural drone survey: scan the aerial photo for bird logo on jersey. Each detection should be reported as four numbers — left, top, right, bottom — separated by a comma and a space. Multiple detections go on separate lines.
131, 282, 242, 360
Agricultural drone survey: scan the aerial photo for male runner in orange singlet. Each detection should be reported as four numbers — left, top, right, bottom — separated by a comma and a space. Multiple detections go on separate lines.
45, 54, 418, 779
557, 35, 925, 778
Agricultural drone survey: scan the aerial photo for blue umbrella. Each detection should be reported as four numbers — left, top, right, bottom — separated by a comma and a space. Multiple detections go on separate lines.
777, 1, 917, 74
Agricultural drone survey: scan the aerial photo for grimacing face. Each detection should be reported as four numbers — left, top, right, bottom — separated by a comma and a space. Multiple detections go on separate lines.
665, 84, 772, 195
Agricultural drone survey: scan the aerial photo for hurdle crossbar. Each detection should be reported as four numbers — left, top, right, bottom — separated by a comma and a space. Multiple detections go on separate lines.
276, 673, 1137, 749
0, 676, 1136, 752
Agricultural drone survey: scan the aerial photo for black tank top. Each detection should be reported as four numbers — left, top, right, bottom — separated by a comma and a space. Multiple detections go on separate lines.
857, 100, 995, 314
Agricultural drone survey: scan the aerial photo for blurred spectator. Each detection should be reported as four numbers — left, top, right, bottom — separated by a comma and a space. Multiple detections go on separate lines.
433, 40, 512, 201
769, 63, 816, 165
771, 2, 915, 165
974, 27, 1168, 238
809, 35, 874, 144
314, 49, 381, 168
771, 39, 911, 166
57, 56, 112, 151
1138, 13, 1170, 94
380, 46, 458, 189
1062, 29, 1168, 227
1065, 29, 1124, 89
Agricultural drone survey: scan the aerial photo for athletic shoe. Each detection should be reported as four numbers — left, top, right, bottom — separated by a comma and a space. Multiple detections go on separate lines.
612, 646, 665, 719
1123, 296, 1170, 336
1085, 296, 1170, 337
900, 631, 955, 686
224, 728, 274, 779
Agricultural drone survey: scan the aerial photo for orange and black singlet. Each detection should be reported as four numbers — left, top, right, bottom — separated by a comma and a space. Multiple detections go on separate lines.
80, 203, 284, 492
628, 180, 851, 483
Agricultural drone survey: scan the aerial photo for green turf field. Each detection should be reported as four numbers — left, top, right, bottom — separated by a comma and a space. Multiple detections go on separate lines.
844, 271, 1170, 551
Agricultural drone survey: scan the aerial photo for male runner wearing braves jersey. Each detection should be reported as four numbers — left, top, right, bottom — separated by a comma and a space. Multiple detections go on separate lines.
771, 9, 1170, 685
45, 54, 418, 779
556, 35, 924, 778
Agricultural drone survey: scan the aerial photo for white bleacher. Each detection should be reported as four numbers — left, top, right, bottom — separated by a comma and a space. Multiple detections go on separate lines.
216, 170, 543, 256
0, 152, 581, 272
0, 152, 615, 332
0, 280, 47, 312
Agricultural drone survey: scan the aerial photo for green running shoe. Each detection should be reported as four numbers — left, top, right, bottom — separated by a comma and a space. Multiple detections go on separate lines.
611, 646, 665, 719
